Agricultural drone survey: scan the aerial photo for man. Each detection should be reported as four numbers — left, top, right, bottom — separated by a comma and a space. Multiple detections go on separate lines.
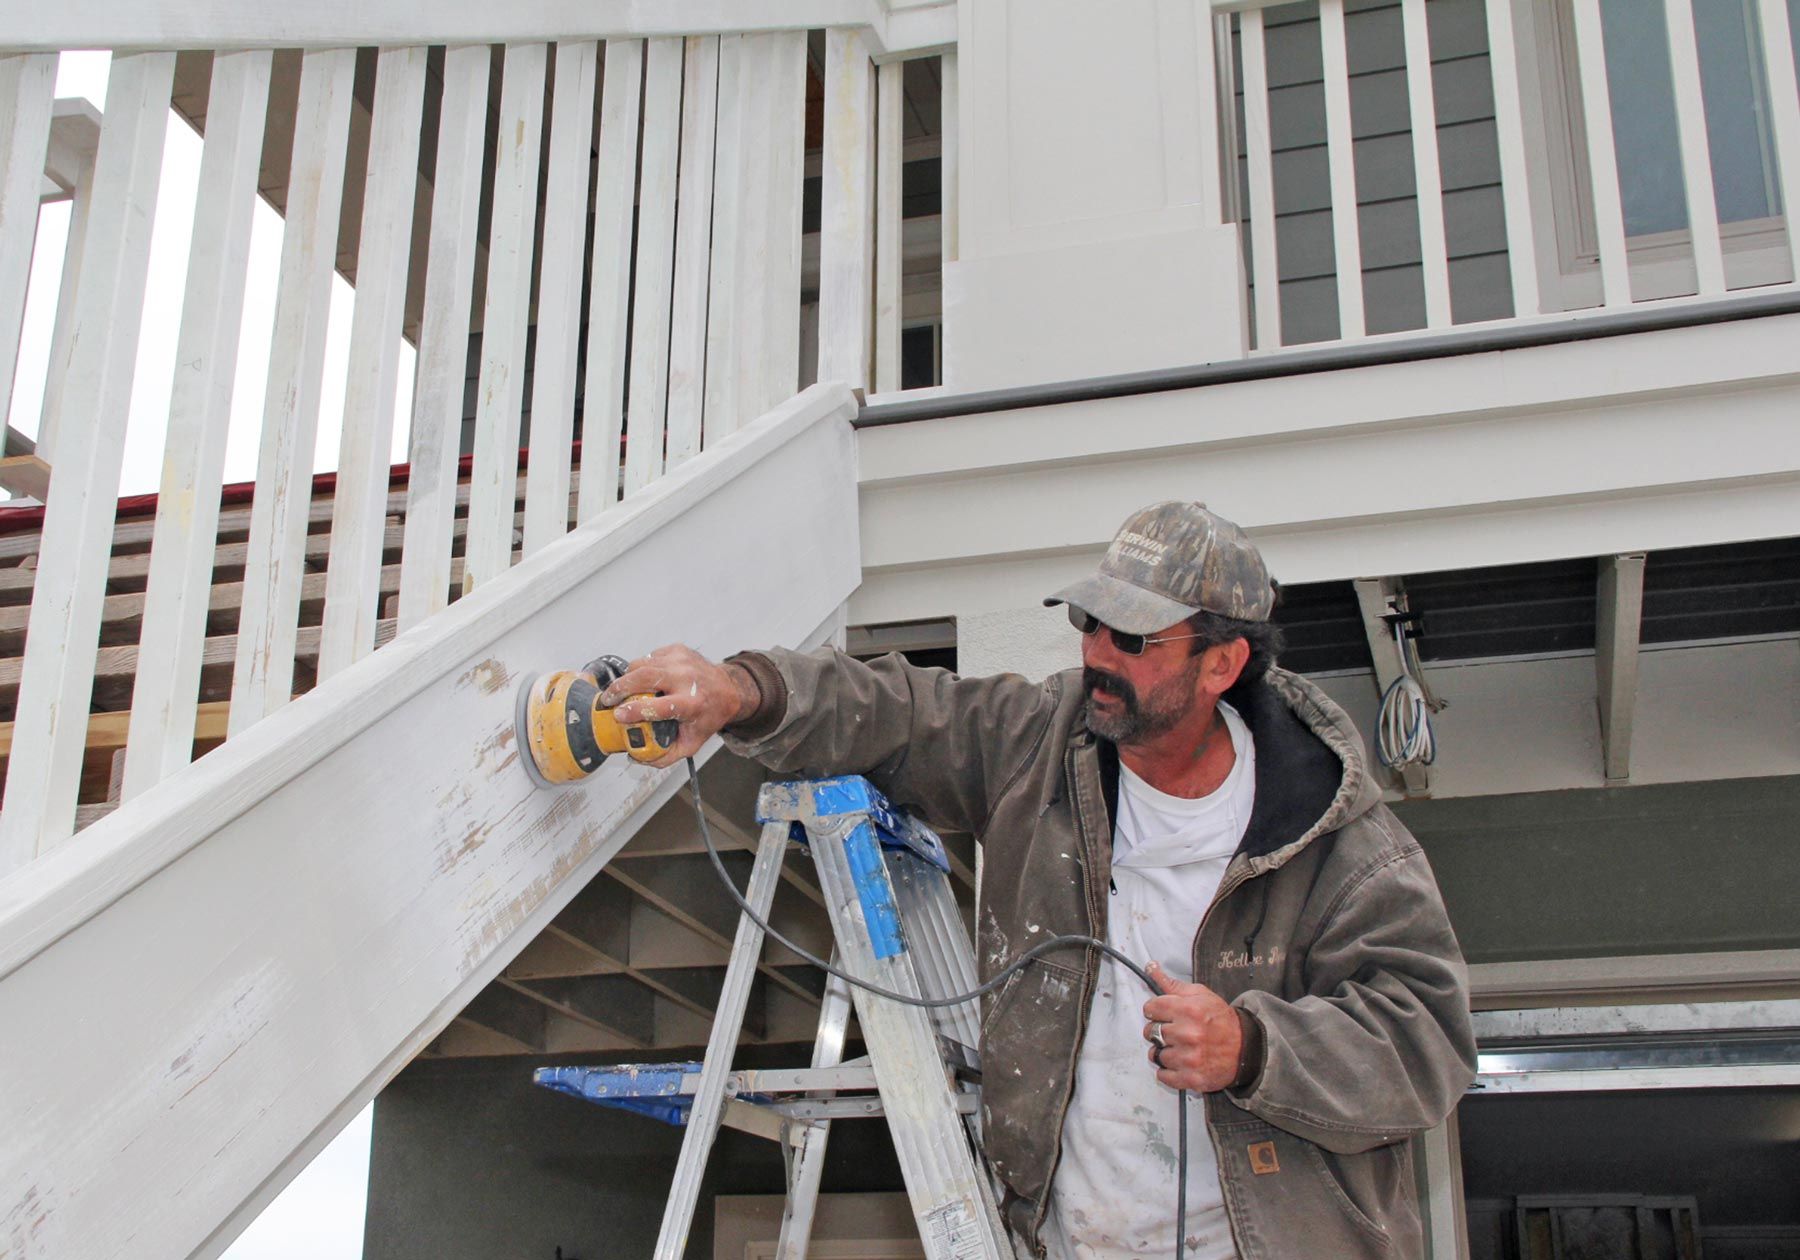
604, 502, 1476, 1259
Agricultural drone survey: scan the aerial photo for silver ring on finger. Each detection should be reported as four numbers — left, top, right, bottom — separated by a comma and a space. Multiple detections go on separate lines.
1150, 1020, 1167, 1049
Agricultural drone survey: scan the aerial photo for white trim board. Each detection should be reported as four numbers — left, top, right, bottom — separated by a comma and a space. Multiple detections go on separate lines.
7, 0, 957, 54
0, 384, 859, 1260
1468, 949, 1800, 1010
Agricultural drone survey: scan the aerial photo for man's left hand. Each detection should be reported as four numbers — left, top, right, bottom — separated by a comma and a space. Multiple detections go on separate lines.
1142, 961, 1243, 1092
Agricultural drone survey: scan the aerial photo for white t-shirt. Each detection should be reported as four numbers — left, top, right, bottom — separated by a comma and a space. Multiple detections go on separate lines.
1042, 702, 1256, 1259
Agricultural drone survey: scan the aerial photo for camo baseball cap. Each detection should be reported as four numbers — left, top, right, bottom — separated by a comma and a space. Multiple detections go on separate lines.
1043, 501, 1275, 634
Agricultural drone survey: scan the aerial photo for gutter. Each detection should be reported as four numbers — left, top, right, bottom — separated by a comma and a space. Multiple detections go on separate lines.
854, 290, 1800, 428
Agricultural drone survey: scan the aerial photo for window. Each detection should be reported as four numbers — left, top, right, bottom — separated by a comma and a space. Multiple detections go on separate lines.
1524, 0, 1800, 306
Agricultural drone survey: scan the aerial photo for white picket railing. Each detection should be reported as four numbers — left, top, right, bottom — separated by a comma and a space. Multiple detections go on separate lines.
1220, 0, 1800, 349
0, 18, 937, 871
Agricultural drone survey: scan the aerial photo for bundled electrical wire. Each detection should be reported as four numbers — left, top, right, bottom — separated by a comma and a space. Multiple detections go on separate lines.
1375, 610, 1445, 770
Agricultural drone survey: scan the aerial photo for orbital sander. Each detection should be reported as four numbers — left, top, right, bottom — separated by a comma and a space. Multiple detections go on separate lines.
515, 655, 680, 789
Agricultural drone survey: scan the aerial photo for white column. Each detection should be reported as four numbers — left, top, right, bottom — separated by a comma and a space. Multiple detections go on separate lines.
942, 0, 1245, 388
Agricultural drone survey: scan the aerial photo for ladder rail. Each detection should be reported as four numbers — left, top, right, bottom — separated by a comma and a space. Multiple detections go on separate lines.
652, 817, 791, 1260
804, 811, 1011, 1258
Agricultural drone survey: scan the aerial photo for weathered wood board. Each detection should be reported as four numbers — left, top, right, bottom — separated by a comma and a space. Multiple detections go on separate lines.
0, 384, 858, 1260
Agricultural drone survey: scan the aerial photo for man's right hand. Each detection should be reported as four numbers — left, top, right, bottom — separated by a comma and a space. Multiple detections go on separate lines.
599, 644, 762, 768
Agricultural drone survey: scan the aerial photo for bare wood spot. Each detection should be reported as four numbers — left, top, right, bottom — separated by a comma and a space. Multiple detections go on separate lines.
455, 657, 512, 696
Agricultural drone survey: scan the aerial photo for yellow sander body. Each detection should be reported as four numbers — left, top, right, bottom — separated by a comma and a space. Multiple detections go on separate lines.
516, 655, 680, 789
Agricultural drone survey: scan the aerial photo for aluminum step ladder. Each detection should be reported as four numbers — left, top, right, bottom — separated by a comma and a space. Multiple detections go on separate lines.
535, 775, 1011, 1260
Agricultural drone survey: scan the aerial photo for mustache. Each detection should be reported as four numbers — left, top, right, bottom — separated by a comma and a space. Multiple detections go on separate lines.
1083, 666, 1136, 705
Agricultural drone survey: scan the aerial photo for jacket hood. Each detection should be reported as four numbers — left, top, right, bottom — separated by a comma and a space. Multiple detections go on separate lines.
1234, 667, 1384, 869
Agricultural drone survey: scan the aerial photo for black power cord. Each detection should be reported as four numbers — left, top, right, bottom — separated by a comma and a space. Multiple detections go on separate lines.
682, 758, 1192, 1259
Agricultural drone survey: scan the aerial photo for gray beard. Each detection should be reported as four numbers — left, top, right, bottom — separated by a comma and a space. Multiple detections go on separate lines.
1081, 661, 1201, 745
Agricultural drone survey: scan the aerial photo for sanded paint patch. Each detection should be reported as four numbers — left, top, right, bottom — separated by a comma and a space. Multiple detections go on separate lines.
454, 657, 513, 696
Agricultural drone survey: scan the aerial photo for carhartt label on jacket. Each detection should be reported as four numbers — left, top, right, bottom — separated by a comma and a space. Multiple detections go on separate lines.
1248, 1143, 1280, 1176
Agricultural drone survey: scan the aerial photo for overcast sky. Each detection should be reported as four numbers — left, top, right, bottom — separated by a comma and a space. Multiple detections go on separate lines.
16, 51, 390, 1259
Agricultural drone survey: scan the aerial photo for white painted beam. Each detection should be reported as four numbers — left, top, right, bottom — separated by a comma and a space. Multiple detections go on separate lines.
1469, 948, 1800, 1009
8, 1, 885, 50
40, 98, 101, 204
0, 52, 175, 866
0, 382, 859, 1260
122, 49, 273, 800
1594, 552, 1646, 782
1353, 576, 1430, 796
850, 310, 1800, 622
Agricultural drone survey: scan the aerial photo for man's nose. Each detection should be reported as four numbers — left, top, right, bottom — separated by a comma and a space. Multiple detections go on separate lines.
1081, 628, 1123, 670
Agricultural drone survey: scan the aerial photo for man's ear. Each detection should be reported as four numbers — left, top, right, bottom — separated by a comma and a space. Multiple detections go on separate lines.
1202, 639, 1251, 696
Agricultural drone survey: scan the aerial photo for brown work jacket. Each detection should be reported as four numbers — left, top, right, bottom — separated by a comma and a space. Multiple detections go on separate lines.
726, 649, 1477, 1259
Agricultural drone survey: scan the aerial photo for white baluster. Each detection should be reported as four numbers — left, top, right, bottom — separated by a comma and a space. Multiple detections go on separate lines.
397, 44, 489, 630
578, 38, 643, 521
1757, 0, 1800, 283
817, 28, 876, 390
0, 55, 55, 435
874, 60, 904, 394
763, 30, 808, 410
665, 35, 719, 469
1662, 0, 1725, 295
731, 35, 775, 420
0, 51, 175, 865
1319, 0, 1366, 340
1485, 0, 1542, 318
1240, 11, 1282, 349
1569, 0, 1631, 306
702, 34, 744, 445
319, 45, 427, 680
521, 39, 597, 556
941, 49, 960, 266
229, 48, 356, 736
1401, 0, 1452, 327
121, 49, 271, 800
464, 42, 546, 588
622, 37, 683, 498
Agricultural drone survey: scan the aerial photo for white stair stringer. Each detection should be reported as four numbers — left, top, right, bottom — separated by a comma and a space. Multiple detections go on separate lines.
0, 383, 860, 1260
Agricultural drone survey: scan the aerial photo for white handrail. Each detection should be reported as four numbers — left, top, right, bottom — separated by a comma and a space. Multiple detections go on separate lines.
7, 1, 879, 51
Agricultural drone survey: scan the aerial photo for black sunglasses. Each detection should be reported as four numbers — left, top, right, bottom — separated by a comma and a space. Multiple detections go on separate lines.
1067, 606, 1208, 656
